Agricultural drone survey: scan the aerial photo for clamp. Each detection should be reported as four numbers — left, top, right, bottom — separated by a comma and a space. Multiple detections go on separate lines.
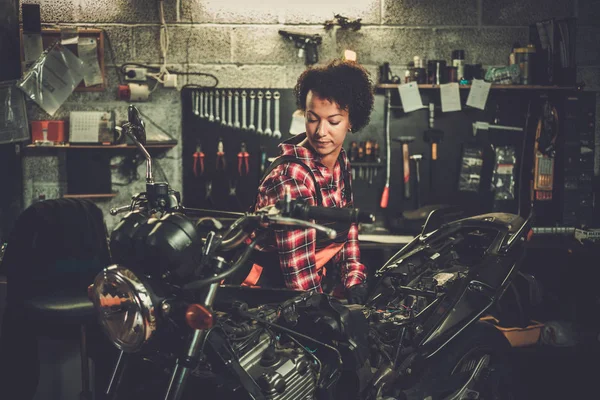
192, 144, 205, 177
237, 142, 250, 176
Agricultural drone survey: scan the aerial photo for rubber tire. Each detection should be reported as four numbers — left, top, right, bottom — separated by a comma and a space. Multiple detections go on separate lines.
401, 322, 514, 400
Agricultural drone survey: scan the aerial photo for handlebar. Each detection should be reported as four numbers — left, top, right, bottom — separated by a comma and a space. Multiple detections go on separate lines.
288, 202, 375, 224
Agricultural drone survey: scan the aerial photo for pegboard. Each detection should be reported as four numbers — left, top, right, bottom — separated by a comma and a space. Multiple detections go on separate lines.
181, 87, 598, 231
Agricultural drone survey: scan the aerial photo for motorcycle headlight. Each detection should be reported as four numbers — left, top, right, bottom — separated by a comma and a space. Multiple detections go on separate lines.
91, 265, 158, 352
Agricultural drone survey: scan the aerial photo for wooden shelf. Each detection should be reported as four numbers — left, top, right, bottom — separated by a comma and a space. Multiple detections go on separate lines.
377, 83, 581, 91
63, 193, 117, 199
26, 142, 177, 150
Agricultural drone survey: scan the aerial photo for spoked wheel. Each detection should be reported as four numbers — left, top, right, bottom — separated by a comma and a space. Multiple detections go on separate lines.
400, 322, 515, 400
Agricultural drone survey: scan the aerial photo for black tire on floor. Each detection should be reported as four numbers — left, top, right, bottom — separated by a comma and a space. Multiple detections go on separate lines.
401, 321, 514, 400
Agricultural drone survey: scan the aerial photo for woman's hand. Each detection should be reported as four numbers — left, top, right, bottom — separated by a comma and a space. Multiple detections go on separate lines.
346, 282, 368, 304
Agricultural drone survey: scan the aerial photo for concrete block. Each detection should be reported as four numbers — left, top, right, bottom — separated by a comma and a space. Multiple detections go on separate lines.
20, 0, 77, 23
133, 26, 232, 64
181, 0, 280, 24
577, 0, 600, 26
334, 27, 527, 67
232, 26, 337, 66
482, 0, 574, 26
283, 0, 380, 25
22, 154, 65, 183
179, 64, 289, 88
76, 0, 179, 23
100, 26, 133, 65
577, 66, 600, 91
383, 0, 477, 26
577, 26, 600, 66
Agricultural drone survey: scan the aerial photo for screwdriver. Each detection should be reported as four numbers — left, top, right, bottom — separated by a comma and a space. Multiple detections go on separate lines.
349, 141, 358, 180
373, 140, 380, 178
358, 141, 365, 179
365, 139, 373, 185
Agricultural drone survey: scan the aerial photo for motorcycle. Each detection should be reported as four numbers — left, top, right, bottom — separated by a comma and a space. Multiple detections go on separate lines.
89, 105, 533, 400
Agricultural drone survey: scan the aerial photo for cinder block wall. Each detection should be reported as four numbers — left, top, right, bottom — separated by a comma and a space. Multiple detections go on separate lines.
21, 0, 600, 230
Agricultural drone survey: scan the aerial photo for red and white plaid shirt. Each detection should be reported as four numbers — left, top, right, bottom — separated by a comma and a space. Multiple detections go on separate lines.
255, 134, 367, 292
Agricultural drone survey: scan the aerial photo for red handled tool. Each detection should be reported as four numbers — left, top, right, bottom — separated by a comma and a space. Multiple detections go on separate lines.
216, 139, 227, 171
237, 142, 250, 176
192, 144, 205, 177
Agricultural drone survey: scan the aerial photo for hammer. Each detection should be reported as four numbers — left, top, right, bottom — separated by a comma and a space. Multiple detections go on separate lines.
410, 154, 423, 208
393, 136, 415, 199
423, 103, 444, 192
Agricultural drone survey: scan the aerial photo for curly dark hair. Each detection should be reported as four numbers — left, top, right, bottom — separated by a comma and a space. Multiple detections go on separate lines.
293, 59, 375, 133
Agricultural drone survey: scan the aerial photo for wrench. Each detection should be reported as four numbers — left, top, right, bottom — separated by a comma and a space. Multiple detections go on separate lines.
241, 90, 248, 130
233, 91, 240, 129
220, 90, 227, 126
215, 90, 220, 123
264, 91, 273, 136
256, 91, 264, 135
199, 91, 204, 118
193, 91, 199, 116
203, 90, 209, 118
227, 90, 233, 127
273, 91, 281, 138
248, 91, 256, 132
208, 91, 214, 122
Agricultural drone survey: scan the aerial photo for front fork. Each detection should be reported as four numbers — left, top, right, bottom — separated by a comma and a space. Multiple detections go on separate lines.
164, 281, 220, 400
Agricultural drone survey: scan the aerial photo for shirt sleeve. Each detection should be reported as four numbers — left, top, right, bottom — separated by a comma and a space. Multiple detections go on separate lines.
256, 170, 323, 292
335, 223, 367, 288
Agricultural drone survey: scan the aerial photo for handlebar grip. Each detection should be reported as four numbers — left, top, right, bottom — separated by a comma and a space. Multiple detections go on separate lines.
292, 204, 375, 224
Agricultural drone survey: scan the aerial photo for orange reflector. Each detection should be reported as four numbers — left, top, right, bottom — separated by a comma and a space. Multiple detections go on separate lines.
526, 229, 534, 241
186, 304, 214, 330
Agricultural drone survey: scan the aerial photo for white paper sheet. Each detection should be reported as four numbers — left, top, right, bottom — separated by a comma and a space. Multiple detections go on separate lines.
440, 82, 462, 112
398, 82, 425, 113
78, 37, 103, 87
466, 79, 492, 110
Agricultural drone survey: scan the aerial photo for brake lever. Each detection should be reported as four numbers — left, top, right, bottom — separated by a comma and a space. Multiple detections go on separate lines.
266, 216, 337, 239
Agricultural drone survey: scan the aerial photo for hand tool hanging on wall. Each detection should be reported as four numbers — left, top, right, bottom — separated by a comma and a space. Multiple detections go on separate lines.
373, 140, 380, 178
393, 136, 416, 199
220, 90, 227, 126
257, 91, 264, 134
423, 103, 444, 190
380, 90, 392, 208
260, 147, 267, 175
193, 91, 199, 116
215, 90, 221, 123
365, 139, 373, 185
199, 91, 204, 118
241, 90, 248, 130
208, 91, 215, 122
273, 91, 282, 138
216, 139, 227, 171
410, 154, 422, 208
193, 144, 205, 177
265, 91, 273, 136
357, 141, 365, 179
227, 90, 233, 127
233, 91, 240, 128
203, 90, 209, 118
238, 142, 250, 176
205, 181, 213, 204
249, 91, 256, 132
349, 141, 358, 180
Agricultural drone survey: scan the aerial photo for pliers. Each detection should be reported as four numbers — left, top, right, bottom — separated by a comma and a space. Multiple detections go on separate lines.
216, 139, 227, 171
237, 142, 250, 176
192, 144, 205, 177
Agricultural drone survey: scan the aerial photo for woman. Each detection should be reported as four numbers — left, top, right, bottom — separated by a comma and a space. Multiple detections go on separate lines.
247, 59, 374, 304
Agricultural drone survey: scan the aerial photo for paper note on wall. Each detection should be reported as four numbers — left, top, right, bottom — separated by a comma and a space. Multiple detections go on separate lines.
289, 110, 305, 135
466, 79, 492, 110
440, 83, 462, 112
78, 37, 103, 87
398, 82, 425, 113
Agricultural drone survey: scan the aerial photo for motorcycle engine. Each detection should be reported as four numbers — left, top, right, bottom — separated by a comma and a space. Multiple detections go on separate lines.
236, 333, 317, 400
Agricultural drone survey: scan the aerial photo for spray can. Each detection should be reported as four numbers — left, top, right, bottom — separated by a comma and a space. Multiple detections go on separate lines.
451, 50, 465, 81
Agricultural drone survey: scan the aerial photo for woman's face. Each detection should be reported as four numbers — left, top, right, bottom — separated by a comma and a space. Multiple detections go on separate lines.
304, 90, 351, 160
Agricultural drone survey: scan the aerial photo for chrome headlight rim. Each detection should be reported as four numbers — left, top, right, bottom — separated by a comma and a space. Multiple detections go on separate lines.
92, 264, 158, 353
